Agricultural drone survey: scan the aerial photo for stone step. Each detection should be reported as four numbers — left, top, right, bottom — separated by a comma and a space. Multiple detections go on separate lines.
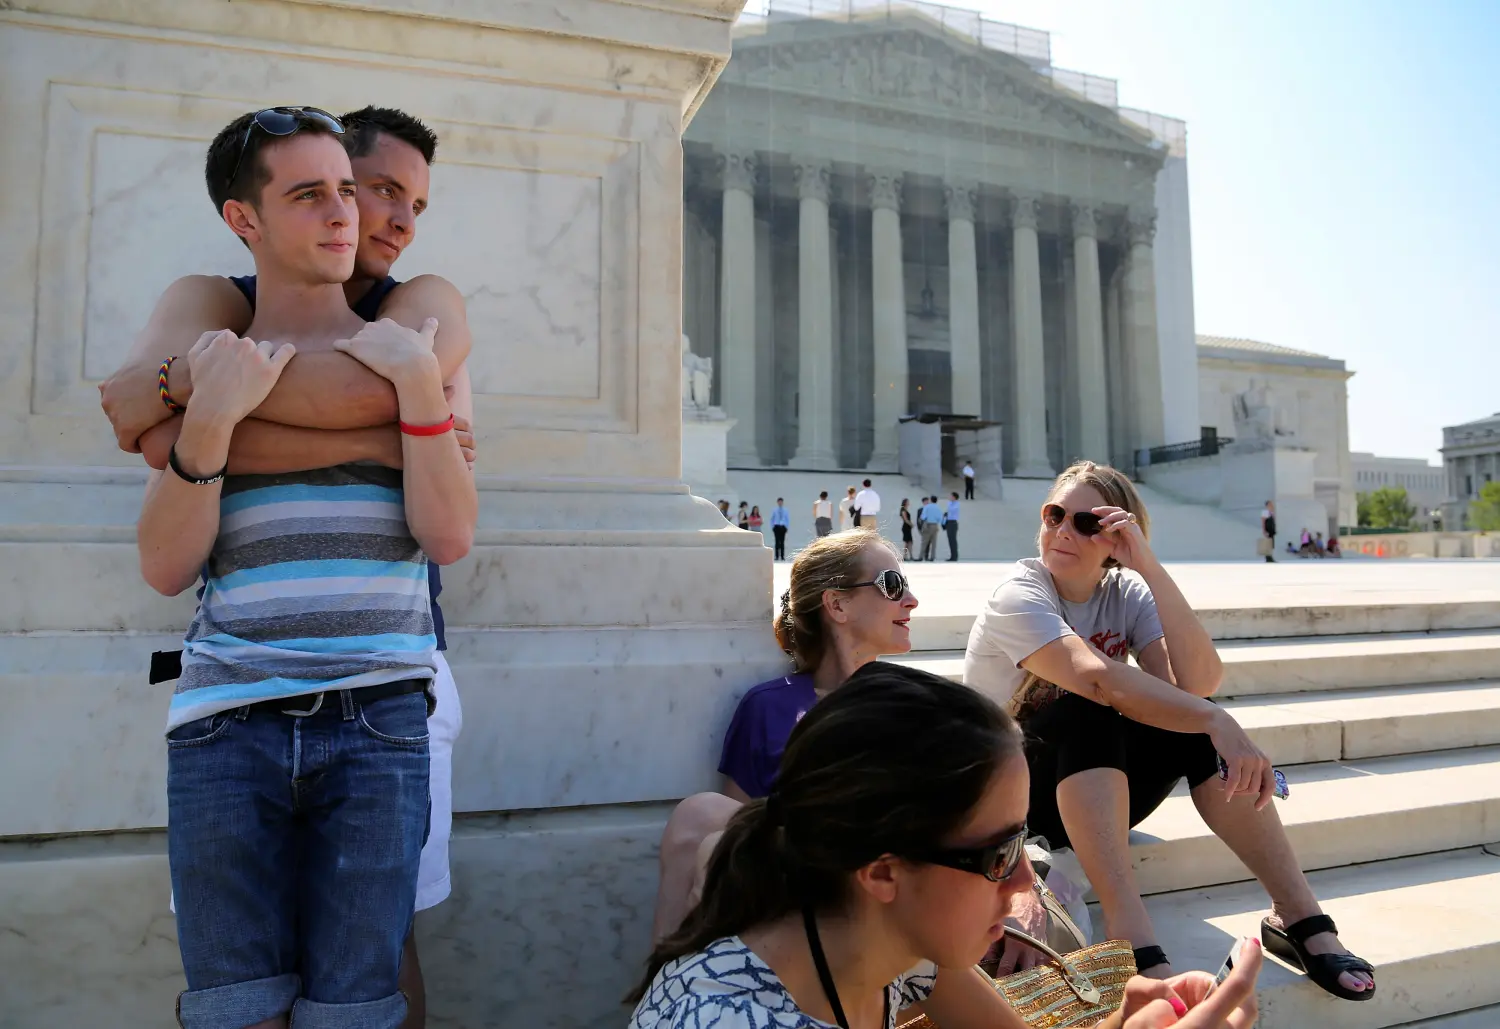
1143, 847, 1500, 1029
1222, 681, 1500, 764
895, 629, 1500, 700
1395, 1006, 1500, 1027
900, 600, 1500, 653
1214, 630, 1500, 699
1128, 747, 1500, 896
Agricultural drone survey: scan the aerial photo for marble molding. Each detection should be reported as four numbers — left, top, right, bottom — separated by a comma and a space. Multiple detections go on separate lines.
0, 0, 782, 1025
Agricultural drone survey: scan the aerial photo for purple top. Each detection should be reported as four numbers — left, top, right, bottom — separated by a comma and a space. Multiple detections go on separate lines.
718, 673, 817, 799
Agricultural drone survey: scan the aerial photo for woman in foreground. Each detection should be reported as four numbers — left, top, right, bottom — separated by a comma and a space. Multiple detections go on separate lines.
965, 461, 1374, 1000
627, 665, 1261, 1029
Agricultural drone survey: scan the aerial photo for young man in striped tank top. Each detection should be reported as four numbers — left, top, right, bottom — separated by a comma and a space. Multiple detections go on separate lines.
135, 109, 476, 1029
102, 108, 469, 1026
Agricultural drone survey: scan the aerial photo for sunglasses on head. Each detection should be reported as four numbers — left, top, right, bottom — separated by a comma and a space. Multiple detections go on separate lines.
1042, 503, 1103, 537
227, 107, 346, 195
845, 568, 909, 602
914, 824, 1028, 882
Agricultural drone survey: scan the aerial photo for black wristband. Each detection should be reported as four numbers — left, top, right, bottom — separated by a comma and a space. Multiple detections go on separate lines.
168, 444, 227, 486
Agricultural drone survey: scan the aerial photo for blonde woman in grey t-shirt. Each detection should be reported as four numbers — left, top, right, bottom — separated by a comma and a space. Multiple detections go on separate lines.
963, 461, 1375, 1003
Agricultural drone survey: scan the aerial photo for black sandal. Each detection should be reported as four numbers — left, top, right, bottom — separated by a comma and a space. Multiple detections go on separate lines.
1261, 914, 1375, 1001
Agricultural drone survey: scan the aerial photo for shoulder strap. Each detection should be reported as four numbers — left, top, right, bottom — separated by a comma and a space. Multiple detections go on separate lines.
803, 907, 850, 1029
352, 276, 402, 322
227, 274, 256, 309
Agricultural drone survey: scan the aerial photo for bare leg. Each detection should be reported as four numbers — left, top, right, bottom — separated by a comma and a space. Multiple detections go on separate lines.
651, 793, 742, 942
398, 928, 426, 1028
1190, 781, 1373, 992
1055, 768, 1171, 978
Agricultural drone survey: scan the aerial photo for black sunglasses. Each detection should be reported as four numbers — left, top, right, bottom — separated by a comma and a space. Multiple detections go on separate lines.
914, 824, 1028, 882
845, 568, 909, 602
227, 107, 346, 194
1043, 503, 1103, 537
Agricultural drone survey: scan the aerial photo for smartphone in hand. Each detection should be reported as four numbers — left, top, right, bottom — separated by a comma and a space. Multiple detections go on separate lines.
1218, 754, 1290, 799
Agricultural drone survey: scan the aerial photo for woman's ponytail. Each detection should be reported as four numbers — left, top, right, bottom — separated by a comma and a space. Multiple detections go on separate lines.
626, 795, 798, 1002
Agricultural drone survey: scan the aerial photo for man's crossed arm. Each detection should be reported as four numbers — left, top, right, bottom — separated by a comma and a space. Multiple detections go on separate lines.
99, 273, 471, 452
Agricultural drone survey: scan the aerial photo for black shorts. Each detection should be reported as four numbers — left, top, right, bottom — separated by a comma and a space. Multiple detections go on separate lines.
1022, 691, 1219, 851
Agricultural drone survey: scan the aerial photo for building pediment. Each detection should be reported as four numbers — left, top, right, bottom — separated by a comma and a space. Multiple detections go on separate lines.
723, 12, 1162, 157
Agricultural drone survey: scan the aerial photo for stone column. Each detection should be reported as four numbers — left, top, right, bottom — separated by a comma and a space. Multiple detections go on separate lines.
868, 170, 907, 471
1009, 191, 1053, 478
719, 150, 760, 466
1122, 207, 1165, 458
790, 161, 836, 468
945, 181, 982, 419
1070, 204, 1109, 462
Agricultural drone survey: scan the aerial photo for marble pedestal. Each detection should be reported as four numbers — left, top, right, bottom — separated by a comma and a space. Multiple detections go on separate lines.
1219, 445, 1328, 543
0, 2, 781, 1026
682, 409, 739, 512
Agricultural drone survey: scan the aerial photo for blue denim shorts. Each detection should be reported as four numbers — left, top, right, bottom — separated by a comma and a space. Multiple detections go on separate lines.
166, 688, 430, 1029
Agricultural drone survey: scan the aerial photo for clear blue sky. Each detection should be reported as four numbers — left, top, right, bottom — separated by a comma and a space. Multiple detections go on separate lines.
968, 0, 1500, 462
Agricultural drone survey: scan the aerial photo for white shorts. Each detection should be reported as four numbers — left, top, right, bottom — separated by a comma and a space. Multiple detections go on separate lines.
169, 657, 463, 915
417, 651, 463, 911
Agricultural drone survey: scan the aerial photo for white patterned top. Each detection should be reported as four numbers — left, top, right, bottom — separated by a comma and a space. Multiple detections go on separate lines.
629, 936, 938, 1029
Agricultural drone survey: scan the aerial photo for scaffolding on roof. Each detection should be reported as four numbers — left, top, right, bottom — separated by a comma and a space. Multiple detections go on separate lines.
735, 0, 1187, 155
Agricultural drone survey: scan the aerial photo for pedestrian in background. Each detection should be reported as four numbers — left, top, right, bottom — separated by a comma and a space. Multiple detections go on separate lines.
964, 461, 975, 500
1260, 500, 1277, 563
838, 486, 856, 531
770, 498, 790, 559
737, 501, 750, 531
718, 499, 730, 522
853, 478, 881, 533
748, 505, 763, 533
919, 496, 942, 562
944, 491, 961, 561
899, 498, 914, 560
812, 491, 833, 538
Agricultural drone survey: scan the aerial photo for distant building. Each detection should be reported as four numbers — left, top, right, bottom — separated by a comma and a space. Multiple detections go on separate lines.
1351, 452, 1445, 529
1440, 412, 1500, 529
1195, 334, 1353, 533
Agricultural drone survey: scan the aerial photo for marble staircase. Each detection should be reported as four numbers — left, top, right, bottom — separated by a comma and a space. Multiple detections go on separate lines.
893, 591, 1500, 1028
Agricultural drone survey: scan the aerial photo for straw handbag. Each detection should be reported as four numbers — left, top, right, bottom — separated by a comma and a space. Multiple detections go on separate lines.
897, 885, 1136, 1029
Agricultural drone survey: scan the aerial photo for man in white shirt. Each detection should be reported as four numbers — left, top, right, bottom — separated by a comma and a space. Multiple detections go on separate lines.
853, 478, 881, 532
963, 462, 975, 500
838, 486, 856, 531
812, 491, 833, 537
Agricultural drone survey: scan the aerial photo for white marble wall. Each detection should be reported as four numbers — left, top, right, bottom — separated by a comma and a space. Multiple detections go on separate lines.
0, 1, 781, 1025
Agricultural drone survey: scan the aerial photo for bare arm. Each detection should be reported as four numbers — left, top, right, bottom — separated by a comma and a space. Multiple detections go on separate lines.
1022, 634, 1217, 734
108, 275, 475, 439
1134, 560, 1223, 698
98, 275, 252, 453
140, 416, 401, 475
241, 274, 473, 429
1024, 635, 1274, 804
137, 334, 297, 596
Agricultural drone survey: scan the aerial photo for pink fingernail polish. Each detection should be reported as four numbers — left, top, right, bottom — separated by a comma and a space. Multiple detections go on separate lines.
1169, 995, 1188, 1017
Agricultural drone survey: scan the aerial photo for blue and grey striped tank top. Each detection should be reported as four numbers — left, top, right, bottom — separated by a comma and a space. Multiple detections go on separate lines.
168, 463, 436, 730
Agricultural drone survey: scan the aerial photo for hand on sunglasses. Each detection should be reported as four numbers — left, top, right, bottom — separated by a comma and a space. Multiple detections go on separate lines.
1093, 505, 1152, 570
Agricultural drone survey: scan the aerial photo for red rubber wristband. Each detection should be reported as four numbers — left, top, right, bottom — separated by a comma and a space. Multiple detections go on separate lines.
399, 414, 455, 437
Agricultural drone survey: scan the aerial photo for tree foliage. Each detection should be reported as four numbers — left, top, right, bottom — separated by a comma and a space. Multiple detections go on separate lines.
1471, 481, 1500, 532
1356, 486, 1416, 530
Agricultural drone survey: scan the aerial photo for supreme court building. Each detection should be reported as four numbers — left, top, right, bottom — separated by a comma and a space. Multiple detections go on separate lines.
681, 2, 1199, 476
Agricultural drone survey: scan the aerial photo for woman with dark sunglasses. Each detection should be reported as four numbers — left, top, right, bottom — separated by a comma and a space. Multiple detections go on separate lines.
649, 530, 918, 941
964, 461, 1374, 1002
627, 665, 1263, 1029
